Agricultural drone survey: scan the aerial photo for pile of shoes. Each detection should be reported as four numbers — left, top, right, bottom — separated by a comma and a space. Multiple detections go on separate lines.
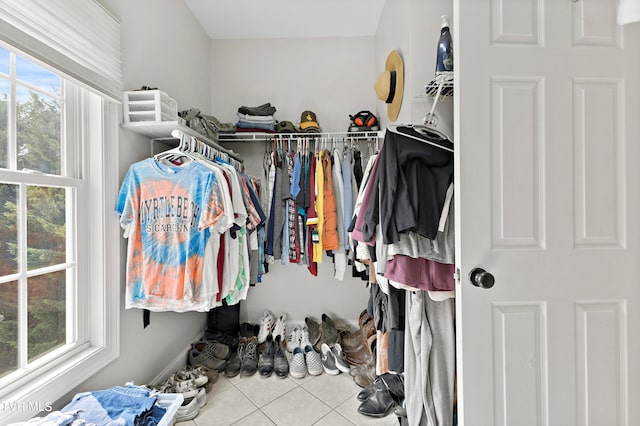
224, 322, 259, 378
208, 310, 361, 382
356, 373, 405, 418
254, 310, 290, 378
302, 313, 353, 352
300, 314, 351, 376
152, 366, 216, 422
287, 322, 323, 379
341, 309, 378, 388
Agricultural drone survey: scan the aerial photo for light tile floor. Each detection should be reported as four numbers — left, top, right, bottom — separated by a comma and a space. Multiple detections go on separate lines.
176, 369, 400, 426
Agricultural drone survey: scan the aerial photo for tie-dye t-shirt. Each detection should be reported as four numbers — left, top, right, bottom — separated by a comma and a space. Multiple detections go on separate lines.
115, 158, 225, 311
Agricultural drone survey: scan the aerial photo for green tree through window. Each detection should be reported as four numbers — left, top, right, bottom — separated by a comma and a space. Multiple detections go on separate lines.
0, 88, 65, 377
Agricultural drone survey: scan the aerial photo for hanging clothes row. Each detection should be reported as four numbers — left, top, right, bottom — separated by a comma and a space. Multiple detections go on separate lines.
115, 130, 266, 313
349, 124, 456, 426
261, 135, 378, 280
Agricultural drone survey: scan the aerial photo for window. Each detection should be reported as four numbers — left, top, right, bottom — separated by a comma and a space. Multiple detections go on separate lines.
0, 42, 120, 423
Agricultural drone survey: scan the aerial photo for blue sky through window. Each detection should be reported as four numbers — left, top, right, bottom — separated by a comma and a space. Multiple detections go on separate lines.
0, 47, 61, 100
16, 56, 60, 95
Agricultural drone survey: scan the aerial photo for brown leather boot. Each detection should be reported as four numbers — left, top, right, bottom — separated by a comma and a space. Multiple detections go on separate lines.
353, 357, 377, 388
345, 342, 372, 366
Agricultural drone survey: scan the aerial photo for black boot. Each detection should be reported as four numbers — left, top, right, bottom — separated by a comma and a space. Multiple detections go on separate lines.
357, 376, 385, 401
381, 373, 405, 404
357, 386, 396, 418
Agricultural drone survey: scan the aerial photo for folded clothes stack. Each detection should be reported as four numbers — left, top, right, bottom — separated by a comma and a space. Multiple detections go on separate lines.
236, 103, 277, 132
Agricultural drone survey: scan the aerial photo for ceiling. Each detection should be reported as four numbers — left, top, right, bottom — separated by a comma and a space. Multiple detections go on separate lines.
183, 0, 386, 40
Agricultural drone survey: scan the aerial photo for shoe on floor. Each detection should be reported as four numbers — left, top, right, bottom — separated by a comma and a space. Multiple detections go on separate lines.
273, 335, 289, 378
166, 377, 199, 400
304, 344, 323, 376
304, 317, 321, 347
257, 310, 275, 344
258, 334, 275, 377
192, 341, 231, 361
175, 396, 199, 422
331, 343, 351, 374
321, 313, 339, 347
188, 346, 227, 372
272, 314, 287, 343
357, 386, 396, 418
191, 366, 218, 388
195, 387, 207, 408
224, 339, 243, 378
286, 325, 302, 353
239, 322, 258, 338
173, 367, 209, 388
300, 325, 312, 349
289, 346, 307, 379
206, 331, 239, 350
240, 336, 259, 377
357, 376, 384, 401
320, 343, 339, 375
353, 362, 377, 388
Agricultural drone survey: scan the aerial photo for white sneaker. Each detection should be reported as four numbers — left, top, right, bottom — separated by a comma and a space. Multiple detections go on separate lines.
196, 387, 207, 408
167, 377, 199, 400
257, 310, 274, 344
175, 395, 199, 422
272, 314, 287, 342
173, 367, 208, 388
286, 325, 302, 353
300, 325, 312, 348
289, 346, 307, 379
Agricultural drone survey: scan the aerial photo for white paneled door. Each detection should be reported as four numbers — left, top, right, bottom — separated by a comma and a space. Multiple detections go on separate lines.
455, 0, 639, 425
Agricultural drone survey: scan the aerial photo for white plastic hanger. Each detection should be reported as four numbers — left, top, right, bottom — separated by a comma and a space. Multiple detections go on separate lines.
387, 124, 454, 153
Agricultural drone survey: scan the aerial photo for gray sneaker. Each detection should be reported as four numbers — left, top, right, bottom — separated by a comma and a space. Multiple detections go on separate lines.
258, 334, 275, 377
192, 341, 230, 360
240, 336, 258, 377
331, 343, 351, 374
189, 345, 227, 371
320, 343, 339, 375
224, 338, 244, 378
273, 335, 289, 378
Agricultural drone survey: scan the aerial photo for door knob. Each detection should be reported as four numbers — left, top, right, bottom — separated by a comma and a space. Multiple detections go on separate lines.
469, 267, 495, 289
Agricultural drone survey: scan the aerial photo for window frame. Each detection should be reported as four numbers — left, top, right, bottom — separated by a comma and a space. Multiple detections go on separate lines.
0, 44, 119, 423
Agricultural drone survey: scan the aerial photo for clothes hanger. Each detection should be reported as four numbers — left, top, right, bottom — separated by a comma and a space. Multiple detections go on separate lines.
154, 131, 193, 164
387, 124, 454, 153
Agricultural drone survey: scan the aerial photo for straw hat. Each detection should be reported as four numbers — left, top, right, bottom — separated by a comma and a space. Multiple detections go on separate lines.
374, 50, 404, 122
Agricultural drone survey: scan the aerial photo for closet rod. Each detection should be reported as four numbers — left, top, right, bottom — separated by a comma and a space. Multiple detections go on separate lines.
170, 128, 243, 163
218, 130, 383, 142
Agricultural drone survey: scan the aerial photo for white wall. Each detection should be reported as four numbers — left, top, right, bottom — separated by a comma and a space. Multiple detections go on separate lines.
375, 0, 454, 138
209, 36, 379, 326
210, 37, 379, 133
59, 0, 213, 406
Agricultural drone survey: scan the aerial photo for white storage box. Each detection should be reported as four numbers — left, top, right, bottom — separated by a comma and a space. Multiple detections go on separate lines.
155, 392, 183, 426
123, 90, 178, 123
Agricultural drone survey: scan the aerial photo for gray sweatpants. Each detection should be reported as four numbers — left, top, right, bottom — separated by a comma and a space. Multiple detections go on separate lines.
404, 291, 455, 426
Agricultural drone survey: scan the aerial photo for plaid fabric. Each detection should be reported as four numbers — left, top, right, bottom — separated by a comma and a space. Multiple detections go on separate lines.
287, 152, 298, 262
297, 214, 305, 266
